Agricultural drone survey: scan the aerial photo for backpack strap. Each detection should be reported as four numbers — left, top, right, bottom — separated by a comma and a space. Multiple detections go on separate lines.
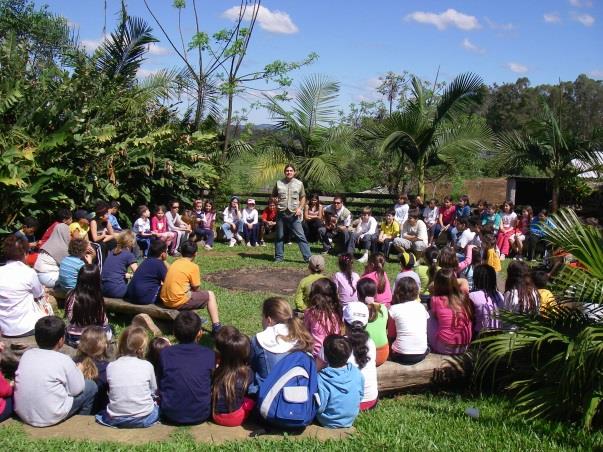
259, 366, 309, 418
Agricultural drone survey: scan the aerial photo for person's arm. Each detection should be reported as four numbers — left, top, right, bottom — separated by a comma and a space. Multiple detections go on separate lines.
366, 217, 378, 236
294, 280, 306, 311
65, 361, 85, 397
105, 221, 115, 239
251, 210, 258, 225
149, 363, 158, 394
189, 266, 202, 292
0, 373, 13, 398
89, 220, 103, 242
438, 211, 445, 228
296, 194, 306, 217
458, 245, 474, 271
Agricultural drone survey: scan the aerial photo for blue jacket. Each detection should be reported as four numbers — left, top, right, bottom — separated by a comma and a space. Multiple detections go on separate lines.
316, 363, 364, 428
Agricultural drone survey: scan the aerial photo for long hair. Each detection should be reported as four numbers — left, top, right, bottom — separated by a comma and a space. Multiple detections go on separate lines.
68, 264, 106, 327
113, 230, 135, 255
504, 261, 539, 313
212, 326, 251, 412
438, 246, 459, 270
472, 264, 502, 306
356, 278, 380, 322
262, 297, 313, 353
75, 326, 109, 380
146, 336, 171, 373
308, 278, 343, 332
365, 252, 387, 294
423, 246, 440, 285
345, 321, 369, 369
118, 326, 148, 358
433, 268, 473, 321
338, 254, 356, 296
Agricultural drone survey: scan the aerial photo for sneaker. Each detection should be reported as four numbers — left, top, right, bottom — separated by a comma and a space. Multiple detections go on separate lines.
229, 238, 236, 247
131, 313, 162, 337
236, 233, 244, 243
204, 244, 212, 251
500, 254, 506, 261
246, 241, 251, 247
358, 253, 369, 263
260, 240, 266, 247
274, 258, 284, 263
286, 242, 293, 246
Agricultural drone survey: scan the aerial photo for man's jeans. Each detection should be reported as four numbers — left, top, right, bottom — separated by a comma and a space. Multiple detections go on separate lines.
67, 379, 98, 417
275, 212, 311, 261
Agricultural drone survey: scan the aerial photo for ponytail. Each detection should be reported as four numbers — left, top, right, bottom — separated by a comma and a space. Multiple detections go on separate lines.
79, 356, 99, 380
338, 254, 356, 295
366, 253, 387, 294
284, 316, 314, 353
345, 321, 369, 369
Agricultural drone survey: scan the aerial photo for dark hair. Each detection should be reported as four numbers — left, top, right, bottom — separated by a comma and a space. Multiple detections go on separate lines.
468, 216, 480, 228
502, 200, 514, 212
505, 261, 539, 313
203, 200, 216, 213
137, 205, 149, 217
460, 195, 470, 204
397, 194, 408, 202
438, 246, 459, 270
408, 210, 420, 220
155, 205, 167, 214
365, 253, 387, 294
35, 316, 65, 349
308, 278, 343, 332
68, 238, 88, 258
472, 264, 502, 306
482, 233, 497, 252
308, 194, 320, 208
169, 199, 180, 209
433, 268, 473, 321
68, 264, 106, 328
393, 277, 419, 304
174, 311, 202, 343
345, 320, 369, 369
22, 216, 39, 229
443, 196, 453, 203
149, 240, 167, 258
146, 337, 171, 374
424, 245, 440, 285
57, 208, 73, 222
323, 335, 352, 368
356, 278, 381, 322
109, 200, 121, 209
180, 241, 197, 258
531, 270, 549, 289
284, 163, 296, 172
338, 254, 356, 296
457, 218, 469, 228
386, 209, 395, 217
212, 326, 251, 412
262, 297, 313, 353
2, 235, 28, 261
538, 209, 548, 217
95, 205, 108, 219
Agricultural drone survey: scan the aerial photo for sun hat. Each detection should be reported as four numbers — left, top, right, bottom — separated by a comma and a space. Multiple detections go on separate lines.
247, 198, 256, 205
308, 254, 325, 272
343, 302, 369, 327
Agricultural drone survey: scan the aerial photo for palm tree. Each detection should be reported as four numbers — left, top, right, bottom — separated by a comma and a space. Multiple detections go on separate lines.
252, 74, 354, 190
475, 209, 603, 430
364, 73, 493, 197
495, 102, 603, 211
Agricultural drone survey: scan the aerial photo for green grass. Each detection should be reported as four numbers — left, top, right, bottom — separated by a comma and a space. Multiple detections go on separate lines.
5, 243, 600, 450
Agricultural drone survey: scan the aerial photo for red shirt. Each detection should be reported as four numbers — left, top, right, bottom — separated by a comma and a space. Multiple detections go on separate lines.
430, 295, 472, 346
261, 208, 277, 222
441, 206, 457, 226
0, 372, 13, 414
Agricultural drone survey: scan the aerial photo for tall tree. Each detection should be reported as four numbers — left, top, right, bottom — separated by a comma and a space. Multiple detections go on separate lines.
376, 71, 409, 116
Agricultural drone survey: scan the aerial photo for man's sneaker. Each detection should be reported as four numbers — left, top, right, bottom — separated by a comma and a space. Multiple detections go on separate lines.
358, 253, 369, 263
229, 238, 236, 247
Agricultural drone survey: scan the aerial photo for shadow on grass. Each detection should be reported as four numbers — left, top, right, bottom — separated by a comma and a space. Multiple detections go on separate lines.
237, 252, 307, 265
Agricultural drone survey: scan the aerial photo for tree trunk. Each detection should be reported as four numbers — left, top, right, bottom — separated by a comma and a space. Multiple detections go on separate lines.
417, 159, 426, 200
551, 177, 559, 212
223, 90, 234, 158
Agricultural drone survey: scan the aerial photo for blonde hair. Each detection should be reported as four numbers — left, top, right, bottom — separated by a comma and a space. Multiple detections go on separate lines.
114, 230, 135, 255
262, 297, 313, 353
118, 326, 148, 358
76, 326, 110, 379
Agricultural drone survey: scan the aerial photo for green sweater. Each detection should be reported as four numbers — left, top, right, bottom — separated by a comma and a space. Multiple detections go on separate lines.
294, 273, 328, 311
365, 304, 389, 348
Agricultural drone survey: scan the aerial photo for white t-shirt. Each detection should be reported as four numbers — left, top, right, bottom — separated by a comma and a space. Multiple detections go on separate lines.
106, 356, 157, 418
348, 338, 378, 403
133, 217, 150, 235
0, 260, 45, 336
395, 203, 409, 226
241, 207, 258, 225
501, 212, 517, 230
389, 302, 429, 355
355, 217, 378, 237
457, 229, 476, 250
422, 206, 439, 226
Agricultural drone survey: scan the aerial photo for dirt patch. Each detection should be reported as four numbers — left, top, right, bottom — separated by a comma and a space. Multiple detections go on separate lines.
205, 267, 308, 295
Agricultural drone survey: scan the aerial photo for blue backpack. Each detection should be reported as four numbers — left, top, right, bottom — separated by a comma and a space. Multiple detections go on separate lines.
257, 351, 318, 429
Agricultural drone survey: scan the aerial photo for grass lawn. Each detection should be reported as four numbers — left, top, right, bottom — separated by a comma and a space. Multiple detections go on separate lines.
2, 242, 600, 450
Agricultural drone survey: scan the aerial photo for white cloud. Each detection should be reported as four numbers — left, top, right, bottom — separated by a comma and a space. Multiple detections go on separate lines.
544, 12, 562, 23
572, 12, 595, 26
461, 37, 485, 54
484, 17, 515, 31
590, 69, 603, 78
507, 62, 528, 74
222, 5, 298, 34
405, 9, 481, 31
146, 43, 170, 56
81, 36, 107, 52
569, 0, 593, 7
137, 68, 159, 78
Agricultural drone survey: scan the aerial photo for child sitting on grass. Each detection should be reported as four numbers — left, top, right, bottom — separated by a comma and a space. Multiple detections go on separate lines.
332, 253, 360, 307
212, 326, 255, 427
357, 278, 389, 366
146, 336, 171, 382
316, 335, 364, 428
532, 270, 555, 314
126, 240, 168, 305
393, 251, 421, 294
158, 311, 214, 425
96, 326, 158, 428
101, 231, 138, 298
294, 254, 328, 313
160, 241, 221, 334
360, 253, 392, 308
58, 238, 93, 291
74, 326, 111, 414
304, 278, 343, 358
132, 205, 155, 258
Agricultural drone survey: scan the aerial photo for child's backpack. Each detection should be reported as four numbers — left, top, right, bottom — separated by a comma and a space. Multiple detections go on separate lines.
257, 351, 318, 429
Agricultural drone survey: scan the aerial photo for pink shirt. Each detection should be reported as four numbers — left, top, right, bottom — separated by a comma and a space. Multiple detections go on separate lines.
441, 206, 457, 226
360, 271, 392, 308
303, 308, 342, 358
430, 295, 472, 346
151, 216, 168, 234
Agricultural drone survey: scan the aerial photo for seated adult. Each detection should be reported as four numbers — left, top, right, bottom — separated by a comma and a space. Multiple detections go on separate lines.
318, 196, 353, 254
166, 199, 192, 251
0, 236, 46, 337
393, 211, 428, 254
34, 209, 72, 288
302, 194, 324, 243
89, 203, 117, 271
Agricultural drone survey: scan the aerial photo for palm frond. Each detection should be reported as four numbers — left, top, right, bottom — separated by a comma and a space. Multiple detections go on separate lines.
292, 74, 339, 130
250, 146, 291, 188
435, 72, 483, 124
297, 154, 342, 189
434, 117, 494, 165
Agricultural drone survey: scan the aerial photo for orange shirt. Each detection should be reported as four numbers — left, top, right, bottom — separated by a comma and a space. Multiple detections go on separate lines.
160, 258, 201, 308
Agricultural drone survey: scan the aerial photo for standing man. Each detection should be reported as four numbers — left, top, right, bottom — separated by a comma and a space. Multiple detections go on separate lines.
272, 164, 312, 263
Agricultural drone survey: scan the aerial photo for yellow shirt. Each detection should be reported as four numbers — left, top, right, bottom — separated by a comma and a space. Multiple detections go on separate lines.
69, 222, 89, 239
538, 289, 555, 312
380, 220, 400, 239
160, 258, 201, 308
486, 249, 502, 273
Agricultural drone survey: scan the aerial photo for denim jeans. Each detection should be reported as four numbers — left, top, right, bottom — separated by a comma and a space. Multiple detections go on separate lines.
221, 221, 243, 241
242, 223, 260, 245
195, 227, 215, 246
275, 212, 311, 262
68, 379, 98, 417
96, 404, 160, 428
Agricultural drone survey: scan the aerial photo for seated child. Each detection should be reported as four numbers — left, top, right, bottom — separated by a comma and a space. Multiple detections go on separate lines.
482, 234, 502, 273
132, 205, 155, 258
393, 252, 421, 294
126, 240, 168, 305
151, 205, 176, 255
14, 216, 39, 266
304, 278, 343, 358
69, 209, 93, 240
96, 326, 158, 428
357, 279, 389, 366
212, 326, 255, 427
108, 200, 123, 232
241, 199, 260, 247
14, 316, 98, 427
101, 231, 138, 298
294, 254, 328, 313
359, 253, 392, 308
65, 264, 112, 347
159, 241, 221, 334
532, 270, 555, 314
159, 311, 215, 425
74, 326, 111, 413
147, 336, 172, 381
416, 246, 439, 300
351, 207, 378, 263
0, 342, 14, 422
389, 278, 429, 365
371, 209, 399, 258
469, 264, 503, 335
316, 335, 364, 428
58, 238, 93, 291
259, 199, 278, 246
332, 254, 360, 307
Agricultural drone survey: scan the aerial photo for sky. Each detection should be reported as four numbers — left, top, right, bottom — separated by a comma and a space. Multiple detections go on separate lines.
37, 0, 603, 124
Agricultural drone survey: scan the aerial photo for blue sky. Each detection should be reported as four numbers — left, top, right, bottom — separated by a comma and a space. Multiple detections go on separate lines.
38, 0, 602, 123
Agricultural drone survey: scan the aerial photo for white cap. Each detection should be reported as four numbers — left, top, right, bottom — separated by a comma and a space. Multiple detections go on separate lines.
343, 302, 369, 327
